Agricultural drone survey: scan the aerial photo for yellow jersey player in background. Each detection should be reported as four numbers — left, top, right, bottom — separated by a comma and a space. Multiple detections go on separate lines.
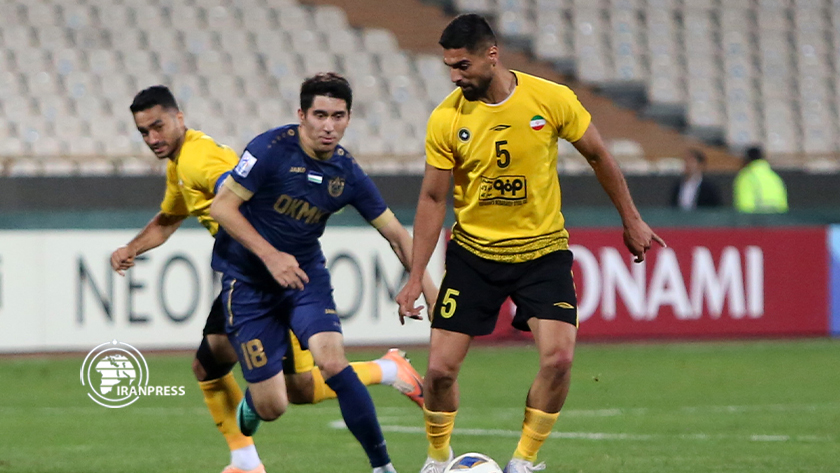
396, 14, 666, 473
110, 85, 425, 473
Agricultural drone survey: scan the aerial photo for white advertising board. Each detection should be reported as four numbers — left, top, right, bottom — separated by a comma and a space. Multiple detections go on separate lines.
0, 228, 443, 353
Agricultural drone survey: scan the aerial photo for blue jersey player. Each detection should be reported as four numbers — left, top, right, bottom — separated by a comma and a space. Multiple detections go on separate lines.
210, 73, 437, 473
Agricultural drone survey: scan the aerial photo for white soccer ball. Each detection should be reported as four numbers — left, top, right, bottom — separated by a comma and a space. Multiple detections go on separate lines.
443, 453, 504, 473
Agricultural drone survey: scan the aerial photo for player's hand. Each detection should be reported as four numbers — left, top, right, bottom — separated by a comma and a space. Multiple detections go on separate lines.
264, 251, 309, 290
623, 219, 666, 263
396, 279, 425, 325
110, 246, 136, 276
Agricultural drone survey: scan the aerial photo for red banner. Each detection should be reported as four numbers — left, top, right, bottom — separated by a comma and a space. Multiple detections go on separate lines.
480, 227, 829, 341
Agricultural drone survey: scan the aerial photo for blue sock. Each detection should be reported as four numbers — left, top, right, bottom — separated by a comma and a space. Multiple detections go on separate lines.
244, 388, 256, 413
244, 388, 264, 419
325, 365, 390, 468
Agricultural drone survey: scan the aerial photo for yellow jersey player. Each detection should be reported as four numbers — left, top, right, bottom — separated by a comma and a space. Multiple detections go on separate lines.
396, 14, 666, 473
111, 85, 426, 473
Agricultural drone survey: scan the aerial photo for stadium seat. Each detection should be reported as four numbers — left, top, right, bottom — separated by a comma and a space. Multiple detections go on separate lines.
1, 25, 34, 50
362, 29, 399, 53
14, 49, 51, 74
205, 5, 237, 30
62, 4, 94, 30
277, 4, 314, 33
26, 71, 62, 96
7, 158, 44, 177
326, 29, 363, 56
86, 49, 120, 75
313, 5, 349, 32
24, 3, 59, 26
77, 158, 116, 176
0, 72, 24, 99
219, 30, 252, 55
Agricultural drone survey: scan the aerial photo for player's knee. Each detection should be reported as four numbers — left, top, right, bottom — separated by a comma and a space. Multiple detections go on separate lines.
191, 357, 207, 381
194, 337, 236, 382
425, 366, 457, 393
317, 360, 348, 379
540, 348, 575, 376
253, 395, 288, 421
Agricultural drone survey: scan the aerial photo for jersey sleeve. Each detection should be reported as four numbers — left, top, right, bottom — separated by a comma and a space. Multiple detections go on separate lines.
160, 162, 189, 216
226, 146, 269, 201
425, 106, 456, 170
349, 167, 392, 228
549, 84, 592, 143
179, 141, 238, 196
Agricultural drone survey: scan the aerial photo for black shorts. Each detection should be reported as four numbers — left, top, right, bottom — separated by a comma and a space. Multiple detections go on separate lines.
202, 293, 226, 336
431, 241, 578, 336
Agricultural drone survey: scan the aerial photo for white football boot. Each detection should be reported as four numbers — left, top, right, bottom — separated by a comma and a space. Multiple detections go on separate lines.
503, 458, 546, 473
420, 447, 453, 473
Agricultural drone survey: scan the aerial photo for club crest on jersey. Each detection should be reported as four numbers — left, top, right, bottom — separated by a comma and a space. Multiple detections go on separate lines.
530, 115, 547, 131
458, 128, 471, 142
328, 177, 345, 197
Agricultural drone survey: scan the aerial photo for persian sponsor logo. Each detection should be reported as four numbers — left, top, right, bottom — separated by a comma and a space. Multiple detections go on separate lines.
478, 175, 527, 206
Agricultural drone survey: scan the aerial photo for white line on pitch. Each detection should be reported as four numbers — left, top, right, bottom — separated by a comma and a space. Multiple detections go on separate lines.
328, 421, 834, 443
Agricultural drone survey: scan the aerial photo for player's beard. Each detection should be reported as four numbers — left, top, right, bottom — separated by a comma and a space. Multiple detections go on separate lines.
460, 75, 492, 102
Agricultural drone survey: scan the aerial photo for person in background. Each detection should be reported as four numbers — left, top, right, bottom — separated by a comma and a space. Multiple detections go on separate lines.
669, 148, 722, 210
733, 146, 788, 213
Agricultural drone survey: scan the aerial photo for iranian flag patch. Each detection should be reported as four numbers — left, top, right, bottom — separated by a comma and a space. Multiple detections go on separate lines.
530, 115, 546, 131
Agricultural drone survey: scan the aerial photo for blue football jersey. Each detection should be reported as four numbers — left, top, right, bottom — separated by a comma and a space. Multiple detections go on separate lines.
211, 124, 389, 286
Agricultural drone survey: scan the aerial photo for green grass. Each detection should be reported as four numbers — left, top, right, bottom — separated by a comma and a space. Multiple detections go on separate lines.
1, 339, 838, 472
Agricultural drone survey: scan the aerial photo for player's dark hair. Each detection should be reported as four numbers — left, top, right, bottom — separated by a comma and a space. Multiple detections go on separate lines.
745, 146, 763, 163
300, 72, 353, 113
439, 13, 497, 53
130, 85, 179, 114
689, 148, 706, 165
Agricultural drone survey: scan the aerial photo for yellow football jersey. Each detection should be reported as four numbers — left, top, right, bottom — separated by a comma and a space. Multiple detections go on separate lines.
160, 129, 239, 235
425, 71, 591, 263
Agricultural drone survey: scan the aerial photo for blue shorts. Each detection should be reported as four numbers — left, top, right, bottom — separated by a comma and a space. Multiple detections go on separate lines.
221, 263, 341, 383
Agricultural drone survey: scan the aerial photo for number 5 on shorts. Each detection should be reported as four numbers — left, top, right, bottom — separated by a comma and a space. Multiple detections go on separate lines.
440, 288, 460, 318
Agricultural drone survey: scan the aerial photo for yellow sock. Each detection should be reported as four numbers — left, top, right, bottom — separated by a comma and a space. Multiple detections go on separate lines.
513, 407, 560, 462
424, 407, 457, 461
198, 373, 254, 451
309, 361, 384, 403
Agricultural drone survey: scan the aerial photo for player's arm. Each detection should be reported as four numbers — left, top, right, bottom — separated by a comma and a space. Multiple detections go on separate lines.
209, 180, 309, 289
110, 212, 186, 276
375, 215, 439, 324
572, 123, 666, 262
396, 163, 450, 319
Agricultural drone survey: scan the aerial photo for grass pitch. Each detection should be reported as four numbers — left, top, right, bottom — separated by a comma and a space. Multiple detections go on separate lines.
1, 339, 838, 473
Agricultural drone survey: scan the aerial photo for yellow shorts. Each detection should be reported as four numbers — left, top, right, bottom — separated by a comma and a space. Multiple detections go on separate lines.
283, 331, 315, 374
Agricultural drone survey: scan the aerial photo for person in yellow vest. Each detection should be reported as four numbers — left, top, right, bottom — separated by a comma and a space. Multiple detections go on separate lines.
733, 146, 788, 213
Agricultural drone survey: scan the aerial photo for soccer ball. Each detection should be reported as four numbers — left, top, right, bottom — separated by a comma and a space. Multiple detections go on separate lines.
443, 453, 504, 473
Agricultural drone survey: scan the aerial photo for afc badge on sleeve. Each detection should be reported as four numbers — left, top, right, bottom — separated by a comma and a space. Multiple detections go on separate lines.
234, 150, 258, 177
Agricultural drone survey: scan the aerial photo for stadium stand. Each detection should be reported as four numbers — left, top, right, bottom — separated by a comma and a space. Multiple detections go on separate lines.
430, 0, 840, 170
0, 0, 837, 176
